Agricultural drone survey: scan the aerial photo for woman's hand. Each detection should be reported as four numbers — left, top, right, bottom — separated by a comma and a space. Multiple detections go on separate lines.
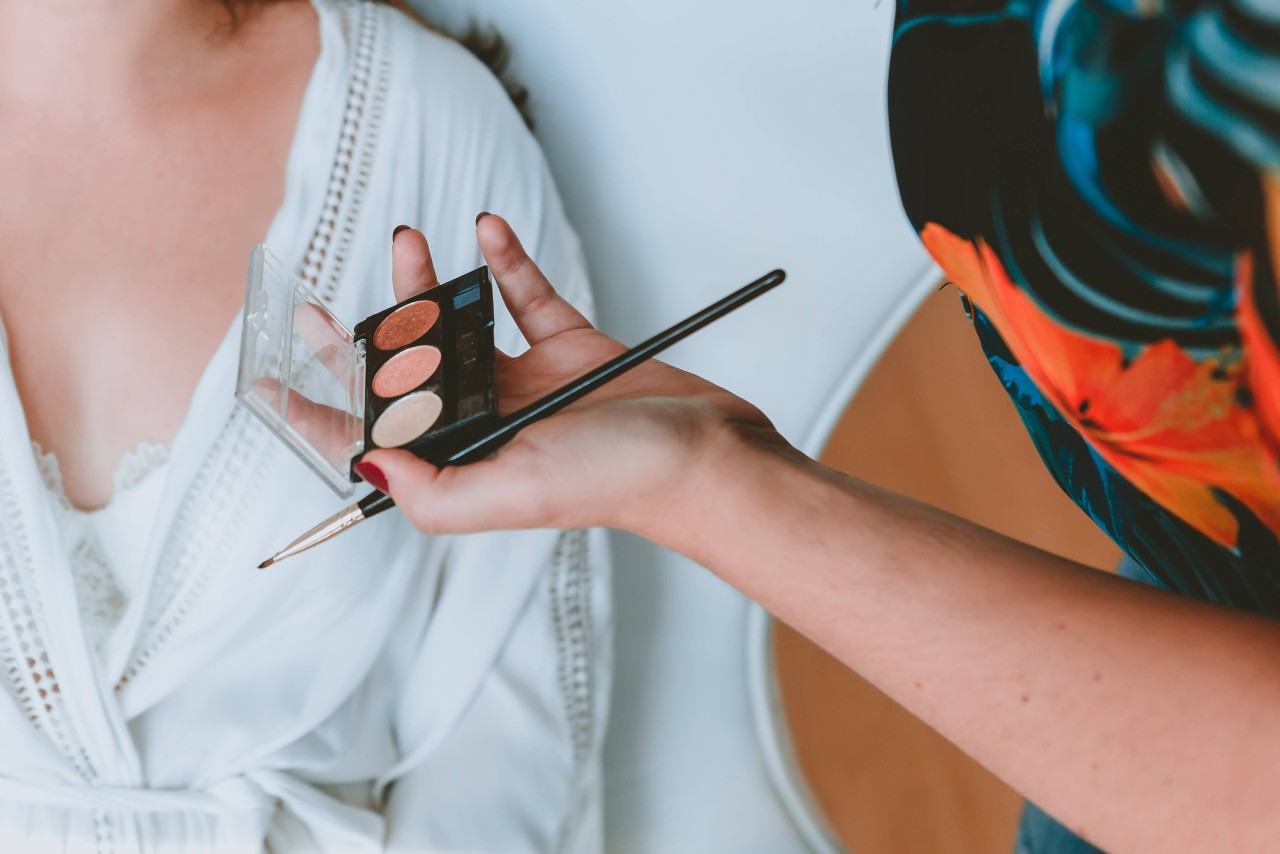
357, 214, 789, 536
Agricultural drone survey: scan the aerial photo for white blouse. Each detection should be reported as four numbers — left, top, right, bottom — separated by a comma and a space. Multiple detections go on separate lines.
0, 2, 611, 852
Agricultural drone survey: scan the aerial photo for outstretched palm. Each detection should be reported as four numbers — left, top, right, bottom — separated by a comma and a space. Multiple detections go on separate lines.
361, 215, 781, 535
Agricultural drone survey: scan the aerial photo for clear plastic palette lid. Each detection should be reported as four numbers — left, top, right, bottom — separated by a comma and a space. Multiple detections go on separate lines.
236, 245, 366, 496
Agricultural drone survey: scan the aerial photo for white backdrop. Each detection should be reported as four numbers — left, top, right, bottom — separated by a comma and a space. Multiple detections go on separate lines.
409, 1, 936, 849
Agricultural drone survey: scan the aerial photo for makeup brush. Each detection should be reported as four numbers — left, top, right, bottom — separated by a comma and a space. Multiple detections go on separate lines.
258, 268, 786, 568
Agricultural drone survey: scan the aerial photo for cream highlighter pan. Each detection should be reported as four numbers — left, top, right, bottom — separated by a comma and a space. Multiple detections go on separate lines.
371, 345, 442, 399
371, 391, 444, 448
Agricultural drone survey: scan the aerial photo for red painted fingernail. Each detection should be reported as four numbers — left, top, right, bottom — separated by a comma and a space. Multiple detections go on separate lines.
475, 211, 491, 225
354, 461, 388, 493
392, 224, 410, 241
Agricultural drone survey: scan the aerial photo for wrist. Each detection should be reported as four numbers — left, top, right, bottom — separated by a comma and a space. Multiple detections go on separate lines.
626, 417, 802, 556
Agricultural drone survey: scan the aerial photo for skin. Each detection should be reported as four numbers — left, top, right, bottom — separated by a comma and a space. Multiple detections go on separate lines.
0, 0, 317, 509
367, 215, 1280, 853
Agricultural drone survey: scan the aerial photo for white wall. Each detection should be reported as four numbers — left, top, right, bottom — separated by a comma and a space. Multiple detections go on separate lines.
410, 1, 935, 849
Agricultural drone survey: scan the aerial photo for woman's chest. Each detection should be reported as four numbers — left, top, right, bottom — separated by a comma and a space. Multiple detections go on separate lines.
0, 98, 301, 508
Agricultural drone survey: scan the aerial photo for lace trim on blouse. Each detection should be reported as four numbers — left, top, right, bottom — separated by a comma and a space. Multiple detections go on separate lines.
32, 440, 171, 512
32, 441, 171, 653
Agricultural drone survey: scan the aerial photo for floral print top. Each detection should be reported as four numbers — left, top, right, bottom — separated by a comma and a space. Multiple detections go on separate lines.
890, 0, 1280, 614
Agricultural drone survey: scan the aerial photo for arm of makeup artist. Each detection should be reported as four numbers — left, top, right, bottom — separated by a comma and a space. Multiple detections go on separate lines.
366, 214, 1280, 853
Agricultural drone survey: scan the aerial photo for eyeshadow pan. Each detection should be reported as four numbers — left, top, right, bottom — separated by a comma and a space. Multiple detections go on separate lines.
373, 301, 440, 350
371, 345, 442, 398
371, 390, 444, 448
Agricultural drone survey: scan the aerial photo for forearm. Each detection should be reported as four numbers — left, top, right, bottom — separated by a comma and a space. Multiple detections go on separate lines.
648, 435, 1280, 852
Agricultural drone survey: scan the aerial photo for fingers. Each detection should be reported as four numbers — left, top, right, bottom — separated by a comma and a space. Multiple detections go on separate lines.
476, 213, 594, 344
391, 226, 439, 302
358, 449, 545, 534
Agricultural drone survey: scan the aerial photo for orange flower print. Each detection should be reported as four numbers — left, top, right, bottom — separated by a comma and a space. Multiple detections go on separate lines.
922, 223, 1280, 548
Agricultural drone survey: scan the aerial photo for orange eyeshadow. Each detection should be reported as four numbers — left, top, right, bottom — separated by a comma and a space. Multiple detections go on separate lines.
372, 301, 440, 350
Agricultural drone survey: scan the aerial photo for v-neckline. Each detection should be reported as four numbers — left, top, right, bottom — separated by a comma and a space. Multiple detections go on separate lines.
0, 0, 342, 550
1, 0, 332, 517
0, 0, 351, 785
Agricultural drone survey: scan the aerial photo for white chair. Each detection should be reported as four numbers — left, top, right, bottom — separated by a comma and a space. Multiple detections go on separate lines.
413, 1, 939, 848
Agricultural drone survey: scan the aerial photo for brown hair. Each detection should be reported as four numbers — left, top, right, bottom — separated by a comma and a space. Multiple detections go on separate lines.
223, 0, 534, 129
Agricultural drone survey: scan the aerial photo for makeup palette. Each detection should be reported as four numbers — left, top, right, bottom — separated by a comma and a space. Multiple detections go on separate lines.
254, 260, 788, 567
236, 245, 499, 496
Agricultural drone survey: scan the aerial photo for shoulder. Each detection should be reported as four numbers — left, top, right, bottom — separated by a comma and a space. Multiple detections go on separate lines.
376, 2, 525, 134
319, 2, 591, 327
313, 0, 523, 136
348, 0, 545, 201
